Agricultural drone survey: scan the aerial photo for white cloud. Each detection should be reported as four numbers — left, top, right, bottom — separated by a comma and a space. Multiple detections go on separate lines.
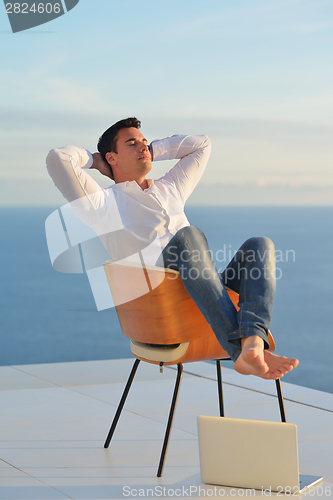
0, 68, 113, 113
160, 0, 333, 41
275, 21, 333, 34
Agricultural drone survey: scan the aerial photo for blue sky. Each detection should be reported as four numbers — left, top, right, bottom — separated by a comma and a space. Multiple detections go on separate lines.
0, 0, 332, 205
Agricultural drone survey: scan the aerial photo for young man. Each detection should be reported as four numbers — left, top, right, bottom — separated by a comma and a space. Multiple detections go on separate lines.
46, 117, 298, 379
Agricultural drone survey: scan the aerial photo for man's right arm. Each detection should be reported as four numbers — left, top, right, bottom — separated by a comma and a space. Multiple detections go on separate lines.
46, 145, 110, 204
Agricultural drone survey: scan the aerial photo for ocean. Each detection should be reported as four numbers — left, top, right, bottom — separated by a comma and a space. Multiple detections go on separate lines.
1, 206, 332, 394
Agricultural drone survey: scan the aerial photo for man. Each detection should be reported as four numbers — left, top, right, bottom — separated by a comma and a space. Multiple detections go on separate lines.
46, 117, 298, 380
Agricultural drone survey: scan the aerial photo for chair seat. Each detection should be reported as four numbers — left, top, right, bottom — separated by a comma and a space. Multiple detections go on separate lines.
130, 340, 190, 363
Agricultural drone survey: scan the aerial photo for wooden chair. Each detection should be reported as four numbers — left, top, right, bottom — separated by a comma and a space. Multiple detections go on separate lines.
103, 262, 286, 477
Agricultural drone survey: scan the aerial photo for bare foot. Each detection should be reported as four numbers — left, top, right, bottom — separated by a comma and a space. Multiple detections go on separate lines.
234, 336, 299, 379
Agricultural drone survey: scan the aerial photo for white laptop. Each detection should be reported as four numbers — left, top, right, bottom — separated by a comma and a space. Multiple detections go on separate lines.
197, 415, 322, 494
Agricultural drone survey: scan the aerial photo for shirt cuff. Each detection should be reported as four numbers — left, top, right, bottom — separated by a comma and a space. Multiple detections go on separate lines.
150, 138, 170, 161
80, 148, 93, 169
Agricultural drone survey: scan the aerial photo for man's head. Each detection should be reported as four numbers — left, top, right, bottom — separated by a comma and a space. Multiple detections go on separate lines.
98, 117, 141, 160
97, 117, 152, 185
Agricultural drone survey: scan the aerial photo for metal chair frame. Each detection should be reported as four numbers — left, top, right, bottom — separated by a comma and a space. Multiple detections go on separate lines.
104, 358, 286, 477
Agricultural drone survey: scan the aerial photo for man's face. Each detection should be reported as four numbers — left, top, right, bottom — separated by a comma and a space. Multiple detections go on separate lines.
107, 127, 152, 182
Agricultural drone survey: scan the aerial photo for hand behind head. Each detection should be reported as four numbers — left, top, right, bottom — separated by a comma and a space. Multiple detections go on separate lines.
91, 152, 114, 180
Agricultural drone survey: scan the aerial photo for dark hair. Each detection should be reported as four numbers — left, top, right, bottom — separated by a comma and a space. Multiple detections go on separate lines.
97, 117, 141, 172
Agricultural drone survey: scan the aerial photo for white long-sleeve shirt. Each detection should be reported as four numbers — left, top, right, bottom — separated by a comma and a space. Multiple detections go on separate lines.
46, 134, 211, 264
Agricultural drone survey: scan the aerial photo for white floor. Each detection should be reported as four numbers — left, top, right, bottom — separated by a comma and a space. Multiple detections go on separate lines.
0, 359, 332, 499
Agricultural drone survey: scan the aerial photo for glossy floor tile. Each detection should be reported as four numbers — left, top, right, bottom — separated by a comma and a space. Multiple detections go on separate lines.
0, 359, 332, 499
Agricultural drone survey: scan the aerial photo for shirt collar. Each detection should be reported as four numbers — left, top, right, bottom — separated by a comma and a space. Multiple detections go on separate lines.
115, 179, 154, 191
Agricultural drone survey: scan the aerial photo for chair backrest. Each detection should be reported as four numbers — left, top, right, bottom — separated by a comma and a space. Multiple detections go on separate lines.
103, 262, 240, 345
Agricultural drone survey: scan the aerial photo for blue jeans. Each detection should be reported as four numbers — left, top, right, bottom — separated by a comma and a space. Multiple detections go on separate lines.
158, 227, 276, 362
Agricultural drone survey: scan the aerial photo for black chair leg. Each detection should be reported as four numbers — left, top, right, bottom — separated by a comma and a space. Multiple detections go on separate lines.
216, 360, 224, 417
157, 363, 183, 477
221, 360, 287, 423
104, 358, 141, 448
275, 378, 286, 422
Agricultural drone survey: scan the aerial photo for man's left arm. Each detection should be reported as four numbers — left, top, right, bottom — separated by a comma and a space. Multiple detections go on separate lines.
150, 135, 211, 203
